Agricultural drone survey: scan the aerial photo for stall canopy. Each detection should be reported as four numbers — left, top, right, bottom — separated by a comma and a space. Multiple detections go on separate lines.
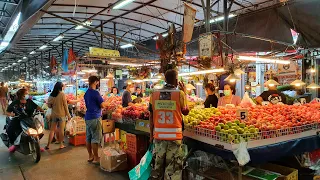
0, 0, 320, 77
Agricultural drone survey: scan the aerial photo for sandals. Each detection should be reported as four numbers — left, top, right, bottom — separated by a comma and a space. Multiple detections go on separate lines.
87, 158, 94, 162
59, 146, 66, 149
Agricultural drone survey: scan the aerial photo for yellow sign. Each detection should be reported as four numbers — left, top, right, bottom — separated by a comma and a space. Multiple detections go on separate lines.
89, 47, 120, 57
155, 100, 176, 110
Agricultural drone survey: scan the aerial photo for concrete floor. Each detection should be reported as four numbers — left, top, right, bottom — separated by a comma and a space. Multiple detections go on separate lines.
0, 114, 129, 180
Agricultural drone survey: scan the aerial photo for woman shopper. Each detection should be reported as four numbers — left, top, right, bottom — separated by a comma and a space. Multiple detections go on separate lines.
218, 83, 241, 107
204, 83, 218, 108
45, 82, 71, 150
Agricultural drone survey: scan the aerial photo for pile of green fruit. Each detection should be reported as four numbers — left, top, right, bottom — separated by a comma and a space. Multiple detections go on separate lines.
183, 107, 220, 127
215, 120, 260, 144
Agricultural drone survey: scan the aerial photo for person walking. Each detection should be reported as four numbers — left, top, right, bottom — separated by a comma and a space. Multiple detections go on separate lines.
84, 76, 107, 164
0, 82, 8, 114
45, 82, 71, 150
149, 69, 189, 180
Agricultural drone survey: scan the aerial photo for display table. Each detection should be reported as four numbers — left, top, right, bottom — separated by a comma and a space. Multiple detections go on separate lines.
184, 135, 320, 164
115, 122, 149, 136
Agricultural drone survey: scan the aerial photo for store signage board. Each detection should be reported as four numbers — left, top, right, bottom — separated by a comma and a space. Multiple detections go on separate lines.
236, 109, 248, 121
89, 47, 120, 57
199, 33, 212, 58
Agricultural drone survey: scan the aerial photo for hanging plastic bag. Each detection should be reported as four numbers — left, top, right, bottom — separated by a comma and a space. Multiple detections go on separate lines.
240, 92, 256, 108
129, 144, 154, 180
233, 139, 250, 166
66, 120, 73, 133
45, 108, 52, 119
34, 113, 44, 127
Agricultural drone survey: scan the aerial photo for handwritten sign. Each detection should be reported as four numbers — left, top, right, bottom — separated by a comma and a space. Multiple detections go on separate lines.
155, 100, 176, 110
236, 109, 248, 121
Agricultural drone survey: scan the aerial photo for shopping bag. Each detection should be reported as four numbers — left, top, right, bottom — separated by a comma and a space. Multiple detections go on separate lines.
128, 144, 153, 180
34, 113, 44, 127
233, 138, 250, 166
240, 92, 256, 108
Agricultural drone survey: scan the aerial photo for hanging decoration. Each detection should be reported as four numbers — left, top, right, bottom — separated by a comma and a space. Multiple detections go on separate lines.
68, 48, 77, 73
50, 56, 57, 75
62, 49, 69, 72
183, 3, 196, 43
128, 66, 151, 79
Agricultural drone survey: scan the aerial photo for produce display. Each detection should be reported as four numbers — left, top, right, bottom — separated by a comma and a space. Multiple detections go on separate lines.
121, 104, 150, 122
184, 103, 320, 144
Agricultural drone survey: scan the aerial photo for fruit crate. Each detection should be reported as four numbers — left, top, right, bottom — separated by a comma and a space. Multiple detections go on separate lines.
69, 133, 86, 146
126, 133, 148, 153
184, 122, 320, 150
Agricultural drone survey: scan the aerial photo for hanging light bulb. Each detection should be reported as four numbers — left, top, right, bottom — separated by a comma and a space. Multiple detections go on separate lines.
154, 73, 164, 79
265, 79, 280, 87
307, 83, 320, 89
196, 81, 203, 86
245, 84, 251, 90
256, 83, 261, 88
186, 84, 196, 91
126, 79, 134, 85
234, 69, 245, 75
224, 73, 241, 83
290, 79, 306, 87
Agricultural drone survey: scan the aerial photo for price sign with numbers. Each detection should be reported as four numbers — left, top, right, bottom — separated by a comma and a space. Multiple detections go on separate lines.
236, 109, 249, 121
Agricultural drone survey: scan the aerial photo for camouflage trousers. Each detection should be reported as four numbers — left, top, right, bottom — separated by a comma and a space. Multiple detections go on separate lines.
150, 139, 185, 180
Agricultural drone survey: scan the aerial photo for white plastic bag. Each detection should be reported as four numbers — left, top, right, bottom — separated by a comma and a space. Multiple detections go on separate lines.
66, 120, 75, 135
240, 92, 256, 108
45, 108, 52, 118
34, 114, 44, 127
233, 139, 250, 166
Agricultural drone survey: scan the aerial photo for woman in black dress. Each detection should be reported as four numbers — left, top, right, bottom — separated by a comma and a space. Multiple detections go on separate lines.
204, 83, 218, 108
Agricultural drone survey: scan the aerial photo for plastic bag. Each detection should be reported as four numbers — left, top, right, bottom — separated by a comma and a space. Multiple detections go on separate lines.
233, 139, 250, 166
240, 92, 256, 108
129, 144, 153, 180
45, 108, 52, 119
34, 113, 44, 127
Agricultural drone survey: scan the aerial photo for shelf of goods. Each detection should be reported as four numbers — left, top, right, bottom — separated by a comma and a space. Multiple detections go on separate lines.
183, 103, 320, 151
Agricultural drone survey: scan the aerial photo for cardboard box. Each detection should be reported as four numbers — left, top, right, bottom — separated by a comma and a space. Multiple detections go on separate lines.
102, 120, 115, 133
100, 147, 127, 172
256, 163, 298, 180
135, 119, 150, 133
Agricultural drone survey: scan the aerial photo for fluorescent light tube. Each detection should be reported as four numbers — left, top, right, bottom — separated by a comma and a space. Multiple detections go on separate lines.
53, 34, 64, 42
12, 63, 17, 65
39, 45, 48, 50
238, 56, 290, 65
179, 68, 225, 76
23, 57, 27, 59
120, 44, 133, 48
30, 51, 36, 54
17, 60, 22, 62
209, 14, 236, 23
113, 0, 135, 9
0, 42, 9, 47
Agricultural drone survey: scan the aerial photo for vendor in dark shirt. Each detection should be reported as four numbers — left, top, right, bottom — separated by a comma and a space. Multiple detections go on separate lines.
122, 83, 134, 107
256, 78, 286, 105
204, 83, 218, 108
132, 87, 143, 98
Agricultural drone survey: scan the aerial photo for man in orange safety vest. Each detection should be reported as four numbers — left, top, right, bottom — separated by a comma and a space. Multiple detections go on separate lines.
149, 69, 189, 180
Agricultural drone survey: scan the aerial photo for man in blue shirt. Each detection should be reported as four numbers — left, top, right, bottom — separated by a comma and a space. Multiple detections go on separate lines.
84, 76, 107, 164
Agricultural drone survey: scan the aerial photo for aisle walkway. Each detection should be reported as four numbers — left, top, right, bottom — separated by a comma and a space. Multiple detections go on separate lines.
0, 114, 129, 180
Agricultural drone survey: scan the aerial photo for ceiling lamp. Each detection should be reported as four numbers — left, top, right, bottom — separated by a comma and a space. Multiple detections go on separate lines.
265, 79, 280, 87
39, 45, 48, 50
23, 56, 27, 59
179, 68, 225, 76
153, 33, 168, 40
120, 44, 134, 49
209, 14, 236, 23
186, 84, 196, 90
234, 69, 245, 75
245, 84, 251, 90
307, 83, 320, 89
53, 34, 64, 42
17, 60, 22, 62
106, 73, 114, 78
154, 84, 163, 89
256, 83, 261, 88
126, 79, 134, 85
224, 73, 241, 83
196, 82, 203, 86
113, 0, 135, 9
290, 79, 306, 87
238, 56, 290, 65
154, 73, 164, 79
30, 51, 36, 54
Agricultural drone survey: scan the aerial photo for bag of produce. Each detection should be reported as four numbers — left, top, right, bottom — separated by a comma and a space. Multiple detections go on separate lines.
240, 92, 256, 108
128, 144, 153, 180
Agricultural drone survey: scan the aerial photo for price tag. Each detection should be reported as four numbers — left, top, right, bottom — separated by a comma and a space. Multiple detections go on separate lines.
236, 109, 248, 121
261, 101, 270, 106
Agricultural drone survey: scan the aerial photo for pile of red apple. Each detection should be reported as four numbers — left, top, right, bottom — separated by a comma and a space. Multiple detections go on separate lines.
197, 103, 320, 132
66, 93, 76, 101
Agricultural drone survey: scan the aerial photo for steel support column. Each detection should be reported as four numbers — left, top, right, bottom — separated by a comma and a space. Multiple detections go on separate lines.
113, 22, 116, 50
101, 21, 103, 48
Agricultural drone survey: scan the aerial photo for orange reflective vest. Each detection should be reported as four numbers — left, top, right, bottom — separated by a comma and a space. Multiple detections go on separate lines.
152, 89, 183, 140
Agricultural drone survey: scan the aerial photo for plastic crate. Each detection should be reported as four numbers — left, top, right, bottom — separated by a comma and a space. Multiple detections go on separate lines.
126, 150, 144, 170
69, 133, 86, 146
125, 133, 148, 153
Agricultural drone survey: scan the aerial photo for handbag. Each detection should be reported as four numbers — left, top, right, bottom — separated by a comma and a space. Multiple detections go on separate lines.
128, 144, 154, 180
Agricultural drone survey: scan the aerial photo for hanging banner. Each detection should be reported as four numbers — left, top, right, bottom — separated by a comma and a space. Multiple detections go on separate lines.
50, 56, 57, 75
278, 61, 297, 74
199, 33, 212, 57
183, 3, 196, 43
68, 48, 77, 73
62, 49, 68, 72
